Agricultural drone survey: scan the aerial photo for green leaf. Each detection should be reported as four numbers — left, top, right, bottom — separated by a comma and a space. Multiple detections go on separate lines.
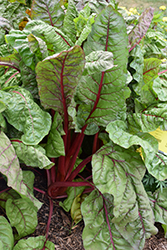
153, 76, 167, 102
0, 216, 14, 250
63, 0, 78, 43
36, 45, 85, 115
6, 198, 38, 239
0, 69, 21, 89
45, 112, 65, 158
0, 101, 6, 113
31, 0, 64, 28
77, 5, 130, 127
0, 189, 20, 209
106, 120, 158, 171
128, 101, 167, 132
84, 50, 115, 75
8, 0, 26, 4
12, 141, 54, 169
27, 33, 48, 62
0, 132, 42, 209
13, 236, 55, 250
0, 16, 12, 33
25, 20, 73, 55
149, 188, 167, 224
0, 53, 21, 70
82, 189, 157, 250
0, 87, 52, 145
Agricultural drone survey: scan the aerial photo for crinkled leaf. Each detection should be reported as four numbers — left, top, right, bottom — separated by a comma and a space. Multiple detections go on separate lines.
148, 188, 167, 224
36, 45, 85, 116
25, 20, 73, 55
63, 0, 78, 43
146, 152, 167, 181
19, 61, 38, 97
77, 6, 130, 127
6, 198, 38, 239
73, 0, 112, 12
0, 16, 12, 32
0, 131, 42, 209
45, 112, 65, 158
31, 0, 64, 28
0, 87, 52, 145
0, 101, 6, 112
84, 51, 115, 75
153, 76, 167, 102
106, 120, 158, 171
128, 101, 167, 132
12, 140, 54, 169
129, 7, 154, 51
0, 216, 14, 250
75, 13, 95, 46
0, 69, 21, 88
82, 189, 157, 250
27, 33, 48, 62
13, 236, 55, 250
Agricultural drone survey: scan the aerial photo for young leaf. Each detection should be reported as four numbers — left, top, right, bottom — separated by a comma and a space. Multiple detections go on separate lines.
129, 7, 154, 52
84, 50, 115, 75
45, 112, 65, 158
63, 0, 78, 43
77, 5, 130, 127
12, 141, 54, 169
0, 216, 14, 250
0, 87, 52, 145
0, 132, 42, 209
6, 198, 38, 239
0, 189, 20, 209
31, 0, 65, 28
13, 236, 55, 250
36, 45, 85, 116
25, 20, 73, 54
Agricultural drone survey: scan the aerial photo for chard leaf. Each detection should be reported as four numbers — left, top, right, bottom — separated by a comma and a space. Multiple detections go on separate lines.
0, 53, 21, 70
0, 216, 14, 250
0, 16, 12, 32
12, 141, 54, 169
149, 188, 167, 224
6, 198, 38, 239
73, 0, 112, 12
147, 152, 167, 181
129, 44, 144, 84
0, 189, 20, 209
77, 6, 130, 127
63, 0, 78, 43
153, 76, 167, 102
8, 0, 26, 4
25, 20, 73, 54
0, 131, 42, 210
106, 120, 158, 170
13, 236, 55, 250
45, 112, 65, 158
128, 102, 167, 132
82, 189, 157, 250
31, 0, 64, 28
0, 69, 21, 88
27, 33, 48, 62
84, 51, 115, 75
0, 87, 52, 145
129, 7, 154, 51
36, 45, 85, 116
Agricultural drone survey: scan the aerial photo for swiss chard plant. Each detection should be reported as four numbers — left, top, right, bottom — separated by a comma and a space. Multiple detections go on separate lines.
1, 0, 167, 249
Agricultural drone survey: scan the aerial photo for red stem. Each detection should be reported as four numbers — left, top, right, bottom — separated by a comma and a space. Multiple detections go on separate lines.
158, 69, 167, 75
46, 169, 51, 187
92, 132, 99, 154
45, 198, 53, 239
33, 187, 46, 195
50, 158, 56, 183
67, 155, 92, 181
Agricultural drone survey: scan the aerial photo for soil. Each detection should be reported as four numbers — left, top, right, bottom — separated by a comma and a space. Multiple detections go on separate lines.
1, 169, 167, 250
